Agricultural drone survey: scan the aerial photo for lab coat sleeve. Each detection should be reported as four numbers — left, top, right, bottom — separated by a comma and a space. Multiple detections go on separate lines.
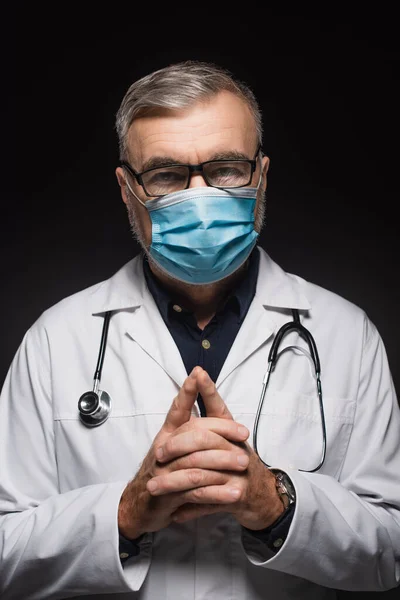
0, 324, 151, 599
242, 316, 400, 591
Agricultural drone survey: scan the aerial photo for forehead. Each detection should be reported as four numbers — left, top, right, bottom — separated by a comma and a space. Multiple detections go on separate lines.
126, 91, 258, 166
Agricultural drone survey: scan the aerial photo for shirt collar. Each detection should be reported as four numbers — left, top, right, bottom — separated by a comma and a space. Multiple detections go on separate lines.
142, 249, 260, 324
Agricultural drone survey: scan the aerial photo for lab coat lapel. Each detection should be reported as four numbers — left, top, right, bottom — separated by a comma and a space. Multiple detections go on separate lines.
125, 301, 187, 389
216, 300, 275, 387
91, 254, 187, 388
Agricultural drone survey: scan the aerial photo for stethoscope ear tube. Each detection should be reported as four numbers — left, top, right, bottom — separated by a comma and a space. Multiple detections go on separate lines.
93, 311, 112, 381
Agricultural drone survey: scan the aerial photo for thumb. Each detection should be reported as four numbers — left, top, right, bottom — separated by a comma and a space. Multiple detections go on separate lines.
163, 368, 199, 433
195, 367, 233, 419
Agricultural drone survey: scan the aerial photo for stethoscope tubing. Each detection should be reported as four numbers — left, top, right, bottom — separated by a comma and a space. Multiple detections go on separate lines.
93, 311, 112, 392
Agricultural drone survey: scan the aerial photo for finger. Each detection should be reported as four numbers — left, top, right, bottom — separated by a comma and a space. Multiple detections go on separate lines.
156, 427, 247, 463
172, 503, 234, 523
173, 419, 249, 445
181, 483, 242, 505
194, 367, 233, 419
163, 369, 199, 433
176, 417, 249, 443
166, 448, 249, 472
147, 468, 229, 496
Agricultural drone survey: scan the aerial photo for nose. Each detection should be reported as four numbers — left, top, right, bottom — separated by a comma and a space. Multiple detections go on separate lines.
188, 172, 208, 189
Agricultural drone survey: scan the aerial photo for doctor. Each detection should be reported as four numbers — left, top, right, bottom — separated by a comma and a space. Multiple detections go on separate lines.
0, 61, 399, 600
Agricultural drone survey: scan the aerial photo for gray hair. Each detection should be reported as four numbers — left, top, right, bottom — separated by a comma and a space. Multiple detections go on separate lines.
115, 60, 263, 161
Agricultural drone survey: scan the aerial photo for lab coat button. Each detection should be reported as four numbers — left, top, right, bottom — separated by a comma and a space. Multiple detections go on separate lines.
202, 339, 211, 349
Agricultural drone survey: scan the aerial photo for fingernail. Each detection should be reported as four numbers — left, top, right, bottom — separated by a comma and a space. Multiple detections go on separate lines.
156, 447, 164, 460
230, 488, 241, 498
237, 454, 249, 466
238, 426, 249, 438
147, 480, 158, 492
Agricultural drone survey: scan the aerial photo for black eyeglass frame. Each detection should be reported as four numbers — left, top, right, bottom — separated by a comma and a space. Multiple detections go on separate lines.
121, 145, 262, 198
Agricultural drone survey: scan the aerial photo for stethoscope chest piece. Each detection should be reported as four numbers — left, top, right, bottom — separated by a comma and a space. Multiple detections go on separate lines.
78, 389, 112, 427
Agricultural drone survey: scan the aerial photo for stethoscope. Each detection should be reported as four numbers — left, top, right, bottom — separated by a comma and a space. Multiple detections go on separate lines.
253, 309, 327, 472
78, 309, 327, 472
78, 312, 112, 428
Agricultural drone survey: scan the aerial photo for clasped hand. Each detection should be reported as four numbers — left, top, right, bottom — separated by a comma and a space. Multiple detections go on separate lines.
118, 367, 283, 539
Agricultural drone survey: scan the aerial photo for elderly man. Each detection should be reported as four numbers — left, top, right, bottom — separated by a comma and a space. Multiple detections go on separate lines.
0, 61, 399, 599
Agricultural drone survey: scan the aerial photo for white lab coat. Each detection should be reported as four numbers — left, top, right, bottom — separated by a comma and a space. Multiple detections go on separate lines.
0, 246, 399, 600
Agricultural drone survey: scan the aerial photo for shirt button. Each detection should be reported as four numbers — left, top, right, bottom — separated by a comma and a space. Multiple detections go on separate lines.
172, 304, 182, 313
273, 538, 284, 548
119, 552, 130, 559
202, 339, 211, 350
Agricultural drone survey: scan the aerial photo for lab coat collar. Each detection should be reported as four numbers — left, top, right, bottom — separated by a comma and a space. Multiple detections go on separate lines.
255, 248, 311, 311
90, 252, 147, 315
89, 246, 311, 315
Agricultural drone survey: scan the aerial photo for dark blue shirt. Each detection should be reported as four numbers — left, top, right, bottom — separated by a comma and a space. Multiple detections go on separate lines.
143, 249, 260, 416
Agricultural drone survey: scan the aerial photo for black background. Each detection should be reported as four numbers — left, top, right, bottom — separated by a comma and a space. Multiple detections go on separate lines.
2, 7, 399, 598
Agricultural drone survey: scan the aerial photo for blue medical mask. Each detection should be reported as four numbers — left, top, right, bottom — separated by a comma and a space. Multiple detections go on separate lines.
144, 186, 260, 285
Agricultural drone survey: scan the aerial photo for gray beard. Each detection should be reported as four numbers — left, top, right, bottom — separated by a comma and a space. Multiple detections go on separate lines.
126, 201, 147, 248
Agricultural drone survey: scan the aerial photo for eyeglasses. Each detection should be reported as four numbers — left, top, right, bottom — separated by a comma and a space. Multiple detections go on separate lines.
121, 146, 261, 198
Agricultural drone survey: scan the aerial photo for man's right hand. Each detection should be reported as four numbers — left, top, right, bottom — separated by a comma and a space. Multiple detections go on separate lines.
117, 367, 249, 540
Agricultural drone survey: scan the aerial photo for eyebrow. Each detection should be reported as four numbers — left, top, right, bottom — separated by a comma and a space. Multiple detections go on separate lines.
140, 150, 252, 172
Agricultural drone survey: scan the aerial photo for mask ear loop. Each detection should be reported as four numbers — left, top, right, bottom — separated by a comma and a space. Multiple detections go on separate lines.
122, 169, 147, 207
255, 148, 265, 192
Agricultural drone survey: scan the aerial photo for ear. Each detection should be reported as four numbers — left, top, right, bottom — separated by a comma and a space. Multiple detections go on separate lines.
115, 167, 129, 206
261, 155, 270, 192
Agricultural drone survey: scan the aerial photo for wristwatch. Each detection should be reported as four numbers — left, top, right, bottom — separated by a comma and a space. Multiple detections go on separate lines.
270, 469, 296, 512
242, 469, 296, 552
